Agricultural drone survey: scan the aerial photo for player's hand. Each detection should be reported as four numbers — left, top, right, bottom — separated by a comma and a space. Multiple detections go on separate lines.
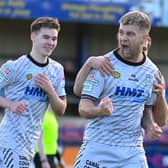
9, 101, 27, 114
98, 97, 113, 116
41, 160, 50, 168
35, 73, 54, 95
88, 56, 114, 76
153, 71, 165, 96
146, 122, 163, 140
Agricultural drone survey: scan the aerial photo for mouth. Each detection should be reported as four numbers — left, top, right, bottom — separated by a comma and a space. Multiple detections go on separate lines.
44, 46, 53, 53
121, 44, 129, 49
121, 44, 130, 51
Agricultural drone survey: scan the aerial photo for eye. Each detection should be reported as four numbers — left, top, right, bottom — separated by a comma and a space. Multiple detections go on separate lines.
43, 35, 50, 39
52, 37, 57, 41
118, 30, 123, 36
127, 32, 135, 37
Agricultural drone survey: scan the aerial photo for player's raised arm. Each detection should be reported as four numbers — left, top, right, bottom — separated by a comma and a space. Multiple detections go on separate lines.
73, 56, 114, 96
152, 72, 168, 126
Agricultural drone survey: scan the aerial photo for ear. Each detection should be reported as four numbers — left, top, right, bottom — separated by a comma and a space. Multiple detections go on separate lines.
142, 34, 150, 48
147, 35, 151, 49
30, 32, 35, 41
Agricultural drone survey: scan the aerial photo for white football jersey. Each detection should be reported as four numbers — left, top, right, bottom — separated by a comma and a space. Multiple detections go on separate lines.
0, 55, 66, 159
81, 49, 160, 147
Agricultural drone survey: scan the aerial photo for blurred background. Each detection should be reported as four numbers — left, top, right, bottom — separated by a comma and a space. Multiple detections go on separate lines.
0, 0, 168, 167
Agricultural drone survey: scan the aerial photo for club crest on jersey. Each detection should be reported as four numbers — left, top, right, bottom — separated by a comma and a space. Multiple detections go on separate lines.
112, 71, 120, 79
26, 73, 33, 80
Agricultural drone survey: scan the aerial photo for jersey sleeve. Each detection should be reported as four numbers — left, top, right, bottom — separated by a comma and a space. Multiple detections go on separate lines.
0, 61, 16, 89
55, 65, 66, 97
81, 69, 104, 101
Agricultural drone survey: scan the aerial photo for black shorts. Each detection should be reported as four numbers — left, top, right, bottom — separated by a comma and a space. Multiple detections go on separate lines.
34, 153, 56, 168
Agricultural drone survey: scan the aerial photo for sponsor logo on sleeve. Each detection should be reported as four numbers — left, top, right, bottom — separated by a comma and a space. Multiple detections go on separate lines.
0, 66, 10, 82
83, 74, 99, 92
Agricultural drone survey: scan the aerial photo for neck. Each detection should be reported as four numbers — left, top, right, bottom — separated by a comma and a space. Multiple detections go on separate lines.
118, 49, 144, 63
30, 51, 48, 64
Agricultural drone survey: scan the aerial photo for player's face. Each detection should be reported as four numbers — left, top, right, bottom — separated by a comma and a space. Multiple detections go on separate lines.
118, 24, 145, 62
31, 28, 58, 58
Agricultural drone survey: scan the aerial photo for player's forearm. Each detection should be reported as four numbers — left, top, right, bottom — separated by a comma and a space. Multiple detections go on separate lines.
73, 58, 93, 96
48, 92, 67, 116
79, 99, 104, 118
141, 107, 155, 130
153, 94, 168, 127
0, 96, 13, 110
79, 104, 101, 119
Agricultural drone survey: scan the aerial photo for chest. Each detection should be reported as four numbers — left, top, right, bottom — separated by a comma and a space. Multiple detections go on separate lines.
104, 65, 155, 102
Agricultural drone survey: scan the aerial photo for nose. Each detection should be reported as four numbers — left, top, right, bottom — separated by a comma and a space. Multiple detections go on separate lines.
120, 33, 128, 41
47, 38, 56, 46
48, 38, 54, 44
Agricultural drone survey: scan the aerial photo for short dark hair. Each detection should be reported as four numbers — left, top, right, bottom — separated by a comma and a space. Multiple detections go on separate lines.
31, 17, 60, 33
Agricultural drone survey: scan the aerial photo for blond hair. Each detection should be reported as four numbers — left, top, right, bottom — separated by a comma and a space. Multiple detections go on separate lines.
119, 11, 151, 33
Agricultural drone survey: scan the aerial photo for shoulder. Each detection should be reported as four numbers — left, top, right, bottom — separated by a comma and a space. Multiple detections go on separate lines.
3, 55, 27, 68
48, 58, 64, 70
104, 49, 118, 63
145, 57, 159, 72
104, 50, 115, 58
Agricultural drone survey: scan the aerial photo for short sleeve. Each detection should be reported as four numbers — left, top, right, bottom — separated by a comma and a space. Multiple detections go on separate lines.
81, 69, 104, 100
0, 61, 16, 89
55, 65, 66, 97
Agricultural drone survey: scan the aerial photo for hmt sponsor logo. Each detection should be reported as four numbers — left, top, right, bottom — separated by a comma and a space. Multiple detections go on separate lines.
24, 86, 48, 101
115, 86, 144, 97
